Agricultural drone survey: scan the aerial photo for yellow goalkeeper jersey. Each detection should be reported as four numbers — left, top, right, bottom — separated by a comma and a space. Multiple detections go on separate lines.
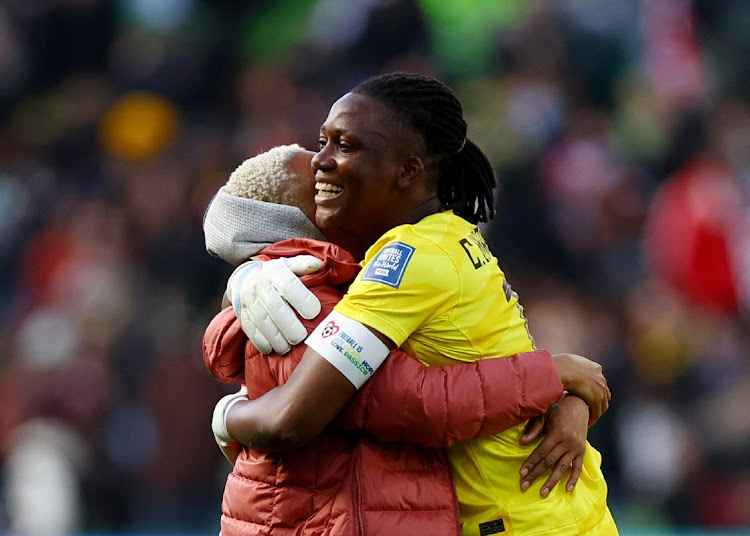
335, 211, 617, 536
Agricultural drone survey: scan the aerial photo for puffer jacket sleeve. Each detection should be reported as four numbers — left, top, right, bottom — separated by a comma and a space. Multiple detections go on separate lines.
203, 304, 564, 448
338, 349, 564, 448
203, 306, 246, 384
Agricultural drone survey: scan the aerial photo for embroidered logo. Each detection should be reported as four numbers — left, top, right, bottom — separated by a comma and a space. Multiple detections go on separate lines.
361, 242, 415, 288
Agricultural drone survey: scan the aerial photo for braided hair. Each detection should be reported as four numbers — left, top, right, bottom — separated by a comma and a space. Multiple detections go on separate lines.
351, 72, 497, 224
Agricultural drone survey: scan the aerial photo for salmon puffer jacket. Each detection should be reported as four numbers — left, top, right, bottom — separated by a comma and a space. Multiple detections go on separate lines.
203, 238, 564, 536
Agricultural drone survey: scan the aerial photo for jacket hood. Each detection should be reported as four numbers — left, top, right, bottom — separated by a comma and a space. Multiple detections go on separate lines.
203, 187, 327, 266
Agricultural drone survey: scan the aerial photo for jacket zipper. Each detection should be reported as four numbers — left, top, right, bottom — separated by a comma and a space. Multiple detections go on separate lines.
447, 453, 462, 535
353, 451, 364, 536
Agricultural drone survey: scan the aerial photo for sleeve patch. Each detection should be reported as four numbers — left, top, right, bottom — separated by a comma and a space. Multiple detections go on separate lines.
361, 242, 415, 289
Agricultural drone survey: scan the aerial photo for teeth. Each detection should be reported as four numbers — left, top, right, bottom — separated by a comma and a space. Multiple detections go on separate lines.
316, 182, 343, 197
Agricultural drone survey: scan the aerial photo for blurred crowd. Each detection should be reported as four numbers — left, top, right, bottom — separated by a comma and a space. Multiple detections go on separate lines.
0, 0, 749, 533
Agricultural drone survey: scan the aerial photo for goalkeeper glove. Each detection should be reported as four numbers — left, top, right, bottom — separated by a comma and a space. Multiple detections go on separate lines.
212, 384, 248, 465
226, 255, 322, 354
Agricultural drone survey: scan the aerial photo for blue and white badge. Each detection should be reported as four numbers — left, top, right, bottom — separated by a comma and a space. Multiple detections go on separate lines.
361, 242, 415, 289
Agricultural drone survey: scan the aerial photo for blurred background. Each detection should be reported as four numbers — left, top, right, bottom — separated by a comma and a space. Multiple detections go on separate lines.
0, 0, 749, 534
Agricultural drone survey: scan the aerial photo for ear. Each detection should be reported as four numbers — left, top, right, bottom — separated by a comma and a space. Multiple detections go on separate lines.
396, 155, 424, 188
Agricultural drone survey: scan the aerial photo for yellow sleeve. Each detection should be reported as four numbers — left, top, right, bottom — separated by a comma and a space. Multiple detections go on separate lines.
335, 232, 459, 347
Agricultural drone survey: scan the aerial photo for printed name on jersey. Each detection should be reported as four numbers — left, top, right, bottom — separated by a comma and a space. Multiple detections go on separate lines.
361, 241, 415, 288
459, 228, 493, 269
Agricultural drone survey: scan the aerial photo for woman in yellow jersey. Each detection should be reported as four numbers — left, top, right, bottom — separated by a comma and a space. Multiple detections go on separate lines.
222, 72, 617, 536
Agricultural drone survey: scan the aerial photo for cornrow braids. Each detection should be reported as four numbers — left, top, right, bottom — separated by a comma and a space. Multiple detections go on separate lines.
351, 72, 497, 223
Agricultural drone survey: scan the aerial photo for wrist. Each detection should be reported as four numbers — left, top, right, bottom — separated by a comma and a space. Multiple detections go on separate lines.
560, 393, 590, 418
223, 398, 247, 443
212, 393, 248, 446
227, 261, 263, 313
552, 354, 573, 391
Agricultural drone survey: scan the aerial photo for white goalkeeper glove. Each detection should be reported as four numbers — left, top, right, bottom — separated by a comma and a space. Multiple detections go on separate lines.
212, 384, 248, 465
226, 255, 323, 355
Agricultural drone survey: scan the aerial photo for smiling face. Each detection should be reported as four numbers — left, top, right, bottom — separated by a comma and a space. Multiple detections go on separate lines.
312, 92, 425, 258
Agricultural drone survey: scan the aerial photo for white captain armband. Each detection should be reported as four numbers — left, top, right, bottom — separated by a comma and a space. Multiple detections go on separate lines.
305, 310, 389, 389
